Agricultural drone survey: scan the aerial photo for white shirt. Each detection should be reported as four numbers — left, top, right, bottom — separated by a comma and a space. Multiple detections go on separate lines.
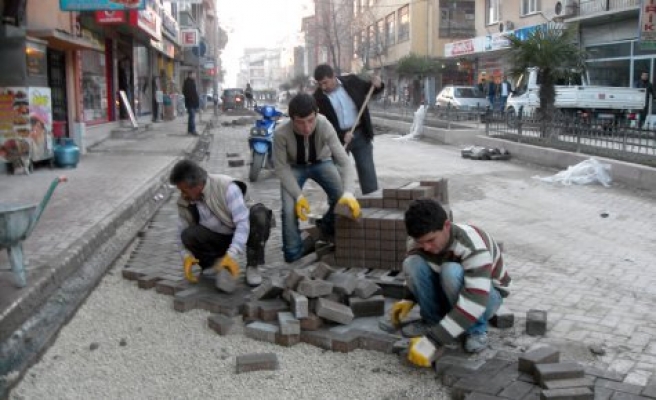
326, 79, 359, 130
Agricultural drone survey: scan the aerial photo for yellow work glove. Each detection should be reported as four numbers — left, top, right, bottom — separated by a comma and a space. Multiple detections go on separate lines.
295, 195, 310, 221
408, 337, 440, 368
214, 254, 240, 278
390, 300, 415, 326
337, 192, 361, 219
183, 254, 200, 284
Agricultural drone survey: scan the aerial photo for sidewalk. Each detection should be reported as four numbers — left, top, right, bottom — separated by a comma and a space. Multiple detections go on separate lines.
0, 116, 201, 388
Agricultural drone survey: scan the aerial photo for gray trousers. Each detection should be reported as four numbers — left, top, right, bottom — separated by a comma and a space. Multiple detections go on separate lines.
349, 128, 378, 195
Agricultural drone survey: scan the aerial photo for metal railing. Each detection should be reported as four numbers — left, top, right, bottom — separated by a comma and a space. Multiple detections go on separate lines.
484, 110, 656, 167
369, 99, 485, 130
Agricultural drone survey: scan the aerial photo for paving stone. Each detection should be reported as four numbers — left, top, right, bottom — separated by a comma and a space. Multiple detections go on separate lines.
155, 279, 182, 296
228, 159, 245, 167
610, 392, 652, 400
235, 353, 279, 373
595, 388, 615, 400
122, 267, 149, 281
242, 301, 260, 322
595, 379, 644, 395
436, 356, 487, 386
137, 273, 163, 289
300, 330, 333, 350
327, 273, 357, 296
258, 299, 289, 321
315, 298, 354, 325
310, 262, 335, 280
526, 309, 548, 336
543, 377, 595, 390
498, 381, 536, 400
278, 312, 301, 335
299, 313, 323, 331
642, 384, 656, 399
465, 393, 507, 400
283, 268, 310, 290
289, 291, 309, 319
354, 279, 381, 299
297, 279, 334, 298
349, 295, 385, 318
207, 314, 235, 336
215, 269, 236, 293
536, 363, 585, 386
331, 330, 360, 353
519, 346, 561, 374
251, 277, 285, 300
452, 375, 508, 400
173, 286, 213, 312
357, 331, 397, 353
540, 387, 594, 400
585, 367, 626, 382
244, 321, 278, 343
275, 333, 300, 347
490, 304, 515, 329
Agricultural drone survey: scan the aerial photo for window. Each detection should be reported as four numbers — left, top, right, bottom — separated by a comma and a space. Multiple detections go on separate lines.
486, 0, 500, 24
376, 19, 385, 53
439, 0, 475, 38
353, 0, 360, 16
81, 50, 108, 123
398, 5, 409, 42
353, 34, 360, 58
368, 25, 376, 55
521, 0, 540, 15
385, 12, 396, 46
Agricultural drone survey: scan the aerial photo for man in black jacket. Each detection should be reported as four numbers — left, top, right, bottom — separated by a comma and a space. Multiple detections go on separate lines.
313, 64, 383, 195
182, 71, 200, 135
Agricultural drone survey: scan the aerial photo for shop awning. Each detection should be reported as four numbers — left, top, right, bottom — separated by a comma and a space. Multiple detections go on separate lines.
28, 29, 104, 52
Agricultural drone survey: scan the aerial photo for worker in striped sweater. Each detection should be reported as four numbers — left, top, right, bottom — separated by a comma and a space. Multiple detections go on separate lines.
391, 198, 511, 367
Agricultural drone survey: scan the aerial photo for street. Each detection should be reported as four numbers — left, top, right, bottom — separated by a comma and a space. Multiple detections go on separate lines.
8, 113, 656, 399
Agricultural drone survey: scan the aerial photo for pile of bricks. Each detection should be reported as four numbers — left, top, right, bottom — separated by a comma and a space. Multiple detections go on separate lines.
335, 179, 451, 270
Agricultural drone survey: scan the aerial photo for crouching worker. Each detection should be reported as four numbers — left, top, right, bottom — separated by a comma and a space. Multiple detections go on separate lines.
170, 159, 271, 287
273, 93, 360, 263
391, 198, 511, 367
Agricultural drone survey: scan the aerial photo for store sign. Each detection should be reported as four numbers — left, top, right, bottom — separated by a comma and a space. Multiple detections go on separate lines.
60, 0, 145, 11
160, 9, 179, 43
445, 39, 480, 57
163, 0, 202, 4
129, 0, 161, 40
640, 0, 656, 43
181, 29, 199, 47
95, 10, 126, 24
484, 32, 511, 52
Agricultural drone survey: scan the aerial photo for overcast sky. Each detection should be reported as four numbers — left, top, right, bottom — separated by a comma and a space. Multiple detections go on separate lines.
216, 0, 313, 87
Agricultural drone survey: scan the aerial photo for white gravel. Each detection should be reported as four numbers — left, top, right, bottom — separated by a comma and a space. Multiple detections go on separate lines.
10, 248, 448, 400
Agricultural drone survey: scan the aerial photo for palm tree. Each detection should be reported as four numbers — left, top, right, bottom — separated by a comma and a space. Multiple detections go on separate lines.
506, 22, 586, 121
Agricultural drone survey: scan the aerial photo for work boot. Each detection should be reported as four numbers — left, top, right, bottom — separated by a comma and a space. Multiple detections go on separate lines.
464, 332, 488, 353
246, 266, 262, 287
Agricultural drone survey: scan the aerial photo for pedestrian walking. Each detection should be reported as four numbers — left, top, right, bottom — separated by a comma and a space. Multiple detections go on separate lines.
313, 64, 383, 195
245, 83, 254, 109
182, 71, 200, 135
634, 71, 655, 128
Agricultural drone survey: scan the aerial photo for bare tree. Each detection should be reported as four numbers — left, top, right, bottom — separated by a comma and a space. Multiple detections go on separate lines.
314, 0, 353, 74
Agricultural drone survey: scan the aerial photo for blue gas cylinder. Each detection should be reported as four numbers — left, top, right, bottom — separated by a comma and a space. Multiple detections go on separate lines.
54, 138, 80, 168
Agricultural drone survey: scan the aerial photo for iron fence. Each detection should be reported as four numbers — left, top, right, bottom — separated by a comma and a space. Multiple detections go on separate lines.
485, 110, 656, 167
369, 100, 485, 130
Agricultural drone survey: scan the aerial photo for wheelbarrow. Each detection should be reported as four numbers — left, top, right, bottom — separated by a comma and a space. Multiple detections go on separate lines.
0, 176, 67, 287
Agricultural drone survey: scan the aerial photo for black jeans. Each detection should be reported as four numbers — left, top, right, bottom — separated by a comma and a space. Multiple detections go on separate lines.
181, 225, 232, 269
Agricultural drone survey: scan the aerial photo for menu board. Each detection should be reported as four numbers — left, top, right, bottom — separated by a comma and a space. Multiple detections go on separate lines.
0, 87, 53, 164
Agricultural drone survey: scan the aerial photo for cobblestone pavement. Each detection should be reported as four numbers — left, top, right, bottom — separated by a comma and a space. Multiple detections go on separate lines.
127, 114, 656, 385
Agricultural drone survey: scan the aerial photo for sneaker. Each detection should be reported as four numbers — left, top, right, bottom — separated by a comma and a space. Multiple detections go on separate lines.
464, 332, 488, 353
246, 266, 262, 287
401, 320, 431, 338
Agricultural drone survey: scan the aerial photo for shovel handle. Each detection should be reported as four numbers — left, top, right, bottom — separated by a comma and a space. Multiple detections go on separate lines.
345, 83, 377, 152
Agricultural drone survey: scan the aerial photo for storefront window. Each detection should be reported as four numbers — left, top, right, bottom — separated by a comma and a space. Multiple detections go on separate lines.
586, 59, 631, 87
133, 45, 151, 116
587, 42, 631, 59
81, 50, 108, 123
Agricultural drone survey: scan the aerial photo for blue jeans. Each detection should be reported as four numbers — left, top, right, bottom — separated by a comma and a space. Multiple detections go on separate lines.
187, 108, 196, 133
403, 255, 502, 336
281, 160, 343, 262
349, 129, 378, 195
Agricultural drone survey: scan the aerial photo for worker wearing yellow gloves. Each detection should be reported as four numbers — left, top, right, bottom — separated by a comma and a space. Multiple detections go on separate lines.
170, 159, 258, 289
388, 199, 511, 367
273, 93, 359, 263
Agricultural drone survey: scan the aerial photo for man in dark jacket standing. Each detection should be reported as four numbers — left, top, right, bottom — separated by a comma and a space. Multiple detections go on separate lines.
313, 64, 383, 195
634, 71, 655, 128
182, 71, 200, 135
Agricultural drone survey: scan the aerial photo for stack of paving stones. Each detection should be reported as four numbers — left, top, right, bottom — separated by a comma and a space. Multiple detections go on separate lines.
215, 261, 402, 353
334, 179, 451, 270
437, 345, 656, 400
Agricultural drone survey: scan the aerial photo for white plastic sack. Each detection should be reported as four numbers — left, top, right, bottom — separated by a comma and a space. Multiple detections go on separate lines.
534, 158, 612, 187
395, 105, 427, 141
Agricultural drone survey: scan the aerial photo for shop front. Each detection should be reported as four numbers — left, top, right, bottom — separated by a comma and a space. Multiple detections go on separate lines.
129, 0, 162, 118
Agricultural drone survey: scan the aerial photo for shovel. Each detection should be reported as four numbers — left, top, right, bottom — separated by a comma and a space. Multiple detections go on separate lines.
344, 82, 376, 153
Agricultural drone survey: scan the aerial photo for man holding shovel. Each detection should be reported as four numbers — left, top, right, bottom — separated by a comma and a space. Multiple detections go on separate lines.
313, 64, 384, 195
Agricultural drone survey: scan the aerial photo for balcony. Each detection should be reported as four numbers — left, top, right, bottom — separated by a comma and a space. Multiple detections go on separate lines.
578, 0, 640, 16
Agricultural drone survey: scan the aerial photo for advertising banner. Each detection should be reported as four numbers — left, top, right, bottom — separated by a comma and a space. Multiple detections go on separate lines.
181, 29, 199, 47
95, 10, 126, 24
639, 0, 656, 43
60, 0, 145, 11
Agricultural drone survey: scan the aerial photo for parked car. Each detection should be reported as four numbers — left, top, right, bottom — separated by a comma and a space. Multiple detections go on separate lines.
435, 85, 486, 110
221, 88, 245, 111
